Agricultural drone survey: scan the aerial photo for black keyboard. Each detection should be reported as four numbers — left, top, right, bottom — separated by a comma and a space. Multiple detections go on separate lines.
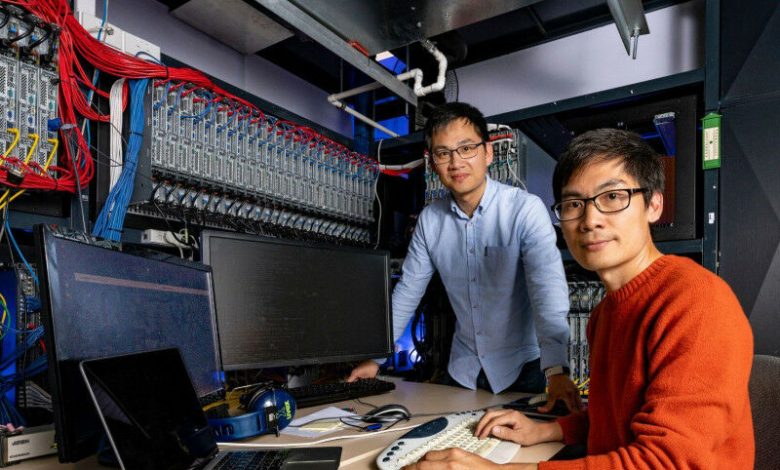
213, 450, 287, 470
287, 378, 396, 408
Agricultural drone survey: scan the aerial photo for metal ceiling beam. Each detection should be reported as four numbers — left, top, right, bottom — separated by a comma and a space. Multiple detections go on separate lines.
254, 0, 418, 107
606, 0, 649, 58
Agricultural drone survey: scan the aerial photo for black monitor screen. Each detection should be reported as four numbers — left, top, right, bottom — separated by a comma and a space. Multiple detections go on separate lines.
200, 231, 392, 370
36, 226, 222, 462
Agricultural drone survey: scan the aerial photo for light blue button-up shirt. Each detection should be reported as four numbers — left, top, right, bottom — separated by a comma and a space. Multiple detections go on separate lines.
393, 177, 570, 393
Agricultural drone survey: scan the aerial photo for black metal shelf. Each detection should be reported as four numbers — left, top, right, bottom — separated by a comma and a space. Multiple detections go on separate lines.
489, 69, 704, 125
381, 69, 705, 152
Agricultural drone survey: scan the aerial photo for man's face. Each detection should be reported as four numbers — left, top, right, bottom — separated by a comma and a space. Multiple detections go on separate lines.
430, 118, 493, 201
559, 158, 663, 285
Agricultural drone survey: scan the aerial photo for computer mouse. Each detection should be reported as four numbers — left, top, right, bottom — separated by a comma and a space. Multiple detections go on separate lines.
363, 404, 412, 423
528, 393, 547, 406
503, 394, 571, 418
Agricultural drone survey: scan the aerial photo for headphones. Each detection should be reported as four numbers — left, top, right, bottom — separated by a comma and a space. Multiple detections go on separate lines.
207, 385, 296, 441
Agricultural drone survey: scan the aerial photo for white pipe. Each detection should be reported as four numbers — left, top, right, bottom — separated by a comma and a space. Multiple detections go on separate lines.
378, 159, 424, 171
415, 40, 448, 97
329, 69, 419, 103
328, 95, 399, 137
330, 81, 384, 101
325, 40, 448, 137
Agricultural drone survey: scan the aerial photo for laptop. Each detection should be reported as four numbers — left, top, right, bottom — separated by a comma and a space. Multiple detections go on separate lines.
79, 348, 341, 470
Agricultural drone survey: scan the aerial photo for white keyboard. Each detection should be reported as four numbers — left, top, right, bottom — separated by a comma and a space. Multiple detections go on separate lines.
376, 410, 520, 470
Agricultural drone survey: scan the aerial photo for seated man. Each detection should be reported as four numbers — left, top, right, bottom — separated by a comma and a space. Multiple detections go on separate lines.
406, 128, 754, 469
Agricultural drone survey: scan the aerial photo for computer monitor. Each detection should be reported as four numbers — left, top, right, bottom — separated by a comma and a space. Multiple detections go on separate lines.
200, 231, 392, 370
35, 225, 222, 463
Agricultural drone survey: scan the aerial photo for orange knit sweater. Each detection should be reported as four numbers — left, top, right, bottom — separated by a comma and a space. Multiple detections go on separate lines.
539, 255, 754, 470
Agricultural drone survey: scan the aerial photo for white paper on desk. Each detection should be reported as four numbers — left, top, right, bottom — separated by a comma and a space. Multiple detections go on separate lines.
281, 407, 354, 438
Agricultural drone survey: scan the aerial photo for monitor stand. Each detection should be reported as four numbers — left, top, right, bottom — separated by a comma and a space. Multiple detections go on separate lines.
96, 434, 119, 468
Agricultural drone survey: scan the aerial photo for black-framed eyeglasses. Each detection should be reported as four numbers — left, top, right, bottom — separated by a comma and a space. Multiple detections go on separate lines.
551, 188, 649, 221
429, 141, 486, 165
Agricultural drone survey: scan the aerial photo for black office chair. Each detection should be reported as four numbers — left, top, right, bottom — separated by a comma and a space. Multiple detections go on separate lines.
749, 354, 780, 470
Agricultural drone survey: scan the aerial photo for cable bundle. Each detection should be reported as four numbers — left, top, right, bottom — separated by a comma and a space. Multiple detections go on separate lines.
92, 78, 147, 241
2, 0, 379, 197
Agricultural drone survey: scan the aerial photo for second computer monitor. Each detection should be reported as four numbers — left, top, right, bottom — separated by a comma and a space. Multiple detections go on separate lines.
36, 225, 222, 462
201, 231, 392, 370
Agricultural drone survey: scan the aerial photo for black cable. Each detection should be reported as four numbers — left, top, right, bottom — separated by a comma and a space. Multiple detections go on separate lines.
64, 127, 89, 233
0, 9, 10, 30
338, 417, 384, 432
26, 26, 51, 50
354, 397, 378, 409
9, 20, 33, 44
134, 50, 162, 64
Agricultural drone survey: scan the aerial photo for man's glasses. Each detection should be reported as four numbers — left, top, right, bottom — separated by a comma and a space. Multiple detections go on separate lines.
552, 188, 649, 221
429, 142, 486, 165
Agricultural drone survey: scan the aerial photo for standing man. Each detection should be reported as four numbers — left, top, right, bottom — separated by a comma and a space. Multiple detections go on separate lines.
408, 128, 754, 469
349, 103, 578, 410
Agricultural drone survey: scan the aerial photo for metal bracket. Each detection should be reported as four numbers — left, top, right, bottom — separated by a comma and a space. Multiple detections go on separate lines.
255, 0, 418, 106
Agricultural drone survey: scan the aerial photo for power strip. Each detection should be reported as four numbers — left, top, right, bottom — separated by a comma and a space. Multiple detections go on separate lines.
141, 229, 190, 249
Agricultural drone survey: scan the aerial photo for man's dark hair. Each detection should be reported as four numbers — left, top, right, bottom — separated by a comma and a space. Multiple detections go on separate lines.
553, 128, 665, 205
424, 102, 489, 150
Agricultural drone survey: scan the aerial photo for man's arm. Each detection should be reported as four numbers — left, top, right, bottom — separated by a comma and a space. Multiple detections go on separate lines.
390, 213, 437, 343
347, 214, 436, 382
517, 196, 578, 410
475, 409, 563, 444
405, 409, 568, 470
404, 448, 538, 469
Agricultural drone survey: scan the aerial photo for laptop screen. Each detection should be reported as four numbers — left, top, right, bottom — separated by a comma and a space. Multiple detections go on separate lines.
80, 349, 218, 470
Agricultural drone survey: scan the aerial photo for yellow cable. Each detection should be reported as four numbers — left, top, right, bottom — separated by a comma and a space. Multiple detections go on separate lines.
43, 138, 59, 170
23, 133, 40, 164
0, 131, 38, 205
0, 127, 23, 208
0, 137, 56, 211
0, 293, 6, 334
3, 129, 20, 161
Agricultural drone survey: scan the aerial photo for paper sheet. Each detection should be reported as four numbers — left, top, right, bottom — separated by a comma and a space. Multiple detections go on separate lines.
281, 406, 356, 438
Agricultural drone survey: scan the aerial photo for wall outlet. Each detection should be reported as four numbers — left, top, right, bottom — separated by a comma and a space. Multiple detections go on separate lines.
78, 12, 161, 61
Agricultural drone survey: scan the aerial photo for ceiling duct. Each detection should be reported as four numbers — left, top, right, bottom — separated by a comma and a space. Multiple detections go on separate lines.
255, 0, 542, 106
172, 0, 293, 55
288, 0, 545, 56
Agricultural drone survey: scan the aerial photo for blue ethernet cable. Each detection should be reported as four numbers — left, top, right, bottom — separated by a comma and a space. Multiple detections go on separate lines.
92, 78, 149, 241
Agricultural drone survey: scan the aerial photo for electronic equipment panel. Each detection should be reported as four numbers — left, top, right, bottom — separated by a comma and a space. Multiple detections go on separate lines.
560, 94, 700, 242
200, 230, 392, 370
35, 226, 222, 463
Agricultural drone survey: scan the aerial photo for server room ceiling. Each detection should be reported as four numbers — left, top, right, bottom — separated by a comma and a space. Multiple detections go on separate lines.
285, 0, 545, 56
158, 0, 685, 93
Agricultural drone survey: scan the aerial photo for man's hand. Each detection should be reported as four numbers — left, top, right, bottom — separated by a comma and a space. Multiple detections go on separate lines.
539, 374, 582, 413
402, 448, 537, 470
474, 409, 563, 446
346, 360, 379, 382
